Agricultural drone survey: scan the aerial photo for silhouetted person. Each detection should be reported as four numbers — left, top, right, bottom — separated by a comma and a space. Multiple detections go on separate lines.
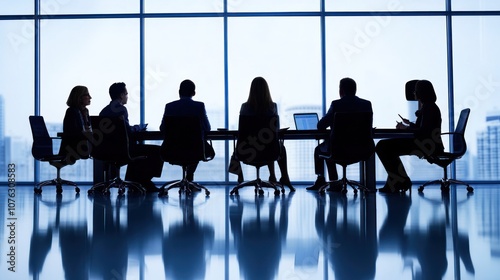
160, 79, 215, 182
100, 82, 163, 192
60, 85, 92, 164
377, 80, 444, 193
162, 197, 214, 279
228, 76, 294, 191
229, 194, 290, 280
307, 77, 373, 191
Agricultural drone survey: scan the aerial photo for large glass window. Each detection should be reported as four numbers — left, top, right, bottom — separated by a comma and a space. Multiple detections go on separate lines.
40, 18, 140, 182
39, 0, 138, 14
326, 0, 444, 12
1, 1, 500, 184
228, 16, 322, 181
144, 17, 225, 182
452, 16, 500, 180
0, 20, 34, 182
326, 16, 449, 181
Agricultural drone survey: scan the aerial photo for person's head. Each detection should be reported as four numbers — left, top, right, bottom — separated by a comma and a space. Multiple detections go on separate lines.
414, 80, 437, 104
179, 79, 196, 97
109, 82, 128, 104
339, 77, 357, 97
66, 85, 91, 108
247, 76, 273, 112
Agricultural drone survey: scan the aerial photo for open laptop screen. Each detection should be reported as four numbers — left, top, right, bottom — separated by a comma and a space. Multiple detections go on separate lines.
294, 113, 319, 130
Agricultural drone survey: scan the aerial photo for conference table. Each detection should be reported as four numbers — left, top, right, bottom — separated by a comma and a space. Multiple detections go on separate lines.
129, 128, 413, 191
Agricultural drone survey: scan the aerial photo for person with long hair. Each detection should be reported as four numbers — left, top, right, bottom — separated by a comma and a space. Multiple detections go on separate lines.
60, 85, 92, 164
377, 79, 444, 193
229, 76, 294, 192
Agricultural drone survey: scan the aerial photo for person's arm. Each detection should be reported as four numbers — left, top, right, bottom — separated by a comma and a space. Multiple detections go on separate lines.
317, 103, 334, 130
159, 104, 168, 133
201, 103, 211, 132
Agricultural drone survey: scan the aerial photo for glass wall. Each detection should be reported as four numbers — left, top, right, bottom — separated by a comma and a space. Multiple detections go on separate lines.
0, 20, 34, 182
1, 1, 499, 184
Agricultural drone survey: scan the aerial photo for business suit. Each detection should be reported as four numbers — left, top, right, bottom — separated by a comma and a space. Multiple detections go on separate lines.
99, 100, 163, 185
160, 96, 215, 180
60, 107, 91, 163
315, 95, 373, 180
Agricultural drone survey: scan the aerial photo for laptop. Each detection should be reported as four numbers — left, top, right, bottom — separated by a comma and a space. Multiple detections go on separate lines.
293, 113, 319, 130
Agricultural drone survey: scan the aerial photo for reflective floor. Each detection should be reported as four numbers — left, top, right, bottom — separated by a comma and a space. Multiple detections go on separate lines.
1, 183, 499, 280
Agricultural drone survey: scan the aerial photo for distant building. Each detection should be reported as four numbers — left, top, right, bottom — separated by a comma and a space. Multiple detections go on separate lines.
477, 110, 500, 180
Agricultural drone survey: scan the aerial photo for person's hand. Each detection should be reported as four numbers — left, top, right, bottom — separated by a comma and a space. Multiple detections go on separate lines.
396, 121, 408, 130
398, 114, 411, 125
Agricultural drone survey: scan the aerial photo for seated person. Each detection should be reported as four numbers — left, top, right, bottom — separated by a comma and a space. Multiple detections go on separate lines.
99, 82, 163, 192
228, 76, 294, 191
306, 77, 373, 191
376, 79, 444, 193
160, 79, 215, 182
60, 85, 92, 164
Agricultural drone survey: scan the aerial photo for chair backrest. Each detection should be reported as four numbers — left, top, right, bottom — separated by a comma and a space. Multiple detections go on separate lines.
89, 116, 132, 162
29, 115, 54, 160
405, 80, 419, 101
450, 108, 470, 155
236, 115, 281, 166
330, 111, 374, 162
160, 115, 206, 165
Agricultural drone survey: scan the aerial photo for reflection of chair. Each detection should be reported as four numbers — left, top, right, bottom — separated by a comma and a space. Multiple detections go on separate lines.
418, 108, 473, 193
158, 116, 213, 197
87, 116, 145, 195
29, 116, 79, 194
229, 115, 284, 196
318, 112, 374, 195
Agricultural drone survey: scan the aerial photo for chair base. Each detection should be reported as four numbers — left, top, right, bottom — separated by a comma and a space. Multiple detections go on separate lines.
158, 179, 210, 197
34, 178, 79, 194
317, 177, 371, 195
88, 177, 146, 196
418, 178, 473, 193
229, 178, 284, 196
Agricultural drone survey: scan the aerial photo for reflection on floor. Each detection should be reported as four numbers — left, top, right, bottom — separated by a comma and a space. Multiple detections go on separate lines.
0, 184, 498, 280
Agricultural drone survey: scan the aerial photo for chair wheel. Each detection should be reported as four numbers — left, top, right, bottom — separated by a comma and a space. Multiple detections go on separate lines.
75, 187, 80, 193
34, 188, 42, 194
418, 186, 424, 192
258, 189, 264, 195
205, 190, 210, 196
274, 190, 281, 196
353, 189, 358, 195
56, 187, 63, 194
467, 186, 474, 192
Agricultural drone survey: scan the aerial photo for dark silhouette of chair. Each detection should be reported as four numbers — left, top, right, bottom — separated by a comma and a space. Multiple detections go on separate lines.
418, 108, 473, 193
29, 116, 79, 194
87, 116, 145, 195
318, 111, 375, 195
158, 115, 213, 197
229, 115, 284, 196
405, 79, 419, 101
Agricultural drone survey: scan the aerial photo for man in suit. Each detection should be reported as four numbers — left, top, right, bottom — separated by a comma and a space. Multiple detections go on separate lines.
307, 77, 373, 191
160, 79, 215, 182
99, 82, 163, 192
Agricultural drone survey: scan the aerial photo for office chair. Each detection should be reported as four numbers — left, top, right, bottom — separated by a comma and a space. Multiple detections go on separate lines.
158, 115, 213, 197
29, 116, 80, 194
318, 111, 375, 195
418, 108, 473, 193
405, 80, 419, 101
229, 115, 284, 196
87, 116, 146, 195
